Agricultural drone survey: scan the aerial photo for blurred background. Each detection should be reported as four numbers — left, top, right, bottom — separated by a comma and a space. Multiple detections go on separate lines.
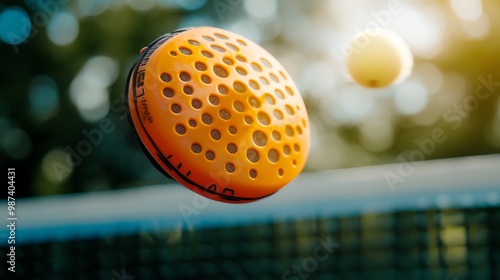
0, 0, 499, 197
0, 0, 499, 279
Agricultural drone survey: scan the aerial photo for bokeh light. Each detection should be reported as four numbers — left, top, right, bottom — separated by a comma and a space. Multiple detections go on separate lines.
28, 75, 60, 121
301, 61, 337, 99
76, 0, 110, 17
41, 149, 73, 183
244, 0, 277, 19
450, 0, 483, 22
391, 5, 447, 58
47, 12, 79, 46
322, 87, 376, 124
176, 0, 206, 11
228, 19, 261, 43
460, 12, 490, 40
394, 81, 429, 115
413, 63, 443, 95
0, 7, 31, 45
69, 56, 118, 123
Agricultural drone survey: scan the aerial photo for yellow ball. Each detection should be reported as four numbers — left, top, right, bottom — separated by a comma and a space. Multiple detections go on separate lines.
346, 28, 413, 88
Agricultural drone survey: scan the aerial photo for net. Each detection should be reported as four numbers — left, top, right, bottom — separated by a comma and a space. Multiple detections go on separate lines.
1, 155, 499, 279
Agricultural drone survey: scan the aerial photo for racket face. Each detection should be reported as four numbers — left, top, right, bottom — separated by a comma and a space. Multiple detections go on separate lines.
126, 27, 310, 203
